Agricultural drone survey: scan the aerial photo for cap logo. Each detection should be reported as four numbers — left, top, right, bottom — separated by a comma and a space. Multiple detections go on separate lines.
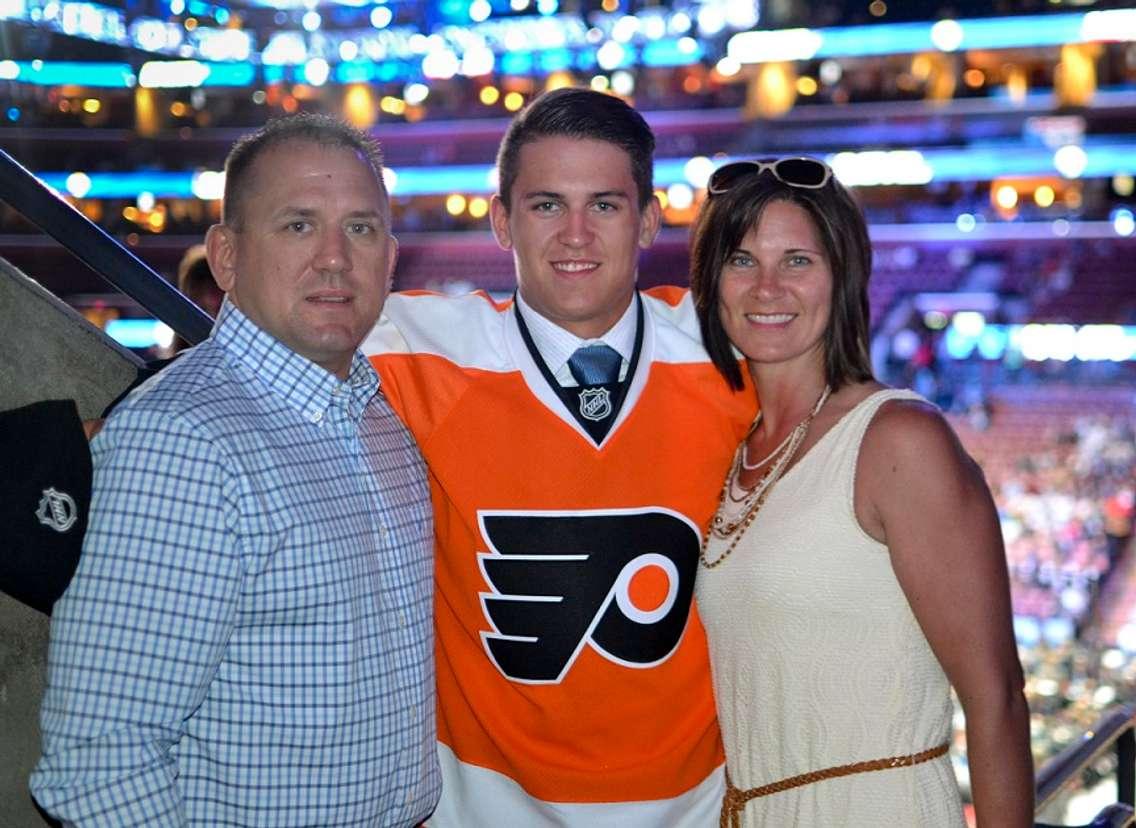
36, 487, 78, 533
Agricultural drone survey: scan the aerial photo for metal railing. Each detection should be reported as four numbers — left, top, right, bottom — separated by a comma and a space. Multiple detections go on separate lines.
1036, 705, 1136, 827
0, 147, 212, 344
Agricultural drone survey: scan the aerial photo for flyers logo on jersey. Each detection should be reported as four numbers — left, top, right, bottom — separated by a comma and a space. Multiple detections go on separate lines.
477, 508, 699, 684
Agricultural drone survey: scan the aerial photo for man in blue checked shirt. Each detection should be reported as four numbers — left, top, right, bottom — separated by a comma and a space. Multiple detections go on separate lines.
30, 114, 441, 826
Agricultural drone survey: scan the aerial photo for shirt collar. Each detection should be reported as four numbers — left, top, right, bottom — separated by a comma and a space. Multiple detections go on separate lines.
514, 291, 638, 375
211, 299, 379, 424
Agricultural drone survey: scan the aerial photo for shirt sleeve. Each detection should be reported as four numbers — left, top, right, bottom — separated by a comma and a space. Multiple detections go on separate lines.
30, 405, 242, 827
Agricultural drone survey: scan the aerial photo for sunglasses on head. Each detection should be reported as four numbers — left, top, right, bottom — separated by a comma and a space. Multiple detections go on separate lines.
707, 157, 833, 195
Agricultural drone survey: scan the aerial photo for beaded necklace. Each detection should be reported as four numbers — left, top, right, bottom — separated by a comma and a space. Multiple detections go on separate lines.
700, 385, 831, 570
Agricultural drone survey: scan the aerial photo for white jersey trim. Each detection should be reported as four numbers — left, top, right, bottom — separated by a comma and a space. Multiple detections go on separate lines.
427, 742, 724, 828
362, 291, 515, 371
362, 289, 717, 449
363, 289, 712, 369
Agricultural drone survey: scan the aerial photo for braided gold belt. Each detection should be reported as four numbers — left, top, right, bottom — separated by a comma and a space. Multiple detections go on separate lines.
720, 742, 950, 828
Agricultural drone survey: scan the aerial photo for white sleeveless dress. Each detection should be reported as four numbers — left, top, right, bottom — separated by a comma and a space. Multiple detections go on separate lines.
696, 389, 966, 827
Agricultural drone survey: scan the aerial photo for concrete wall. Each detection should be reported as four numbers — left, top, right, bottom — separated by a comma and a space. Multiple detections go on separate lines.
0, 258, 140, 827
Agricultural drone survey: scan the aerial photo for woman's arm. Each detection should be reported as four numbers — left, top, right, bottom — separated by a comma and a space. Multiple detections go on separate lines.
857, 398, 1033, 828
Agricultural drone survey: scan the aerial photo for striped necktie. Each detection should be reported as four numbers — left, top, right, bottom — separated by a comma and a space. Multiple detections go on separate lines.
567, 344, 622, 387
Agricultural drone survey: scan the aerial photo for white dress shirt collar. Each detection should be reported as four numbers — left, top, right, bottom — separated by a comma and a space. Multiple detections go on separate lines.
514, 291, 637, 386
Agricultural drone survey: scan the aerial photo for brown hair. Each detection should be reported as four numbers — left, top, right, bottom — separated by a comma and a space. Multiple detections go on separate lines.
222, 112, 385, 230
689, 167, 874, 391
495, 87, 655, 211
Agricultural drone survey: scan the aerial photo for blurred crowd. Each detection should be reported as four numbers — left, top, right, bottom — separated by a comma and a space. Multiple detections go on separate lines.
998, 415, 1135, 630
950, 399, 1136, 806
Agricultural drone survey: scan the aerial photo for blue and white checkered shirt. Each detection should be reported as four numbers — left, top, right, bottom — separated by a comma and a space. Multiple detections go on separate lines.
31, 301, 440, 827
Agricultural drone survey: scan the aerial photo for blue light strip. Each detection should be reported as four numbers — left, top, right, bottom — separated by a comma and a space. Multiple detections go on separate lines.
0, 61, 136, 87
641, 38, 704, 68
33, 139, 1136, 199
106, 318, 169, 349
201, 63, 257, 86
37, 172, 197, 198
391, 165, 495, 195
916, 142, 1136, 182
0, 60, 254, 88
812, 13, 1089, 58
955, 14, 1089, 51
943, 322, 1136, 362
727, 9, 1135, 61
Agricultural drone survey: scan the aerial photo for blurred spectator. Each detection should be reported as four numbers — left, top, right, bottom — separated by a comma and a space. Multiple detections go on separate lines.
177, 244, 223, 320
172, 244, 222, 353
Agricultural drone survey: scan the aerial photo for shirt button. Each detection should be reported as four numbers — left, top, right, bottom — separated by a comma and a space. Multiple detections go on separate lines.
399, 611, 408, 627
309, 410, 323, 424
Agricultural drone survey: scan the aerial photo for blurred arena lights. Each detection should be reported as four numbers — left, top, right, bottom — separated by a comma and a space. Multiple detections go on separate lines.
952, 310, 986, 338
369, 5, 391, 27
610, 69, 634, 95
1113, 208, 1136, 237
444, 194, 466, 216
683, 156, 715, 190
994, 184, 1019, 210
828, 150, 934, 187
929, 19, 964, 52
469, 0, 491, 23
105, 319, 176, 350
729, 10, 1136, 65
715, 55, 740, 77
381, 167, 398, 194
190, 170, 224, 200
955, 213, 978, 233
468, 196, 489, 219
921, 311, 948, 332
302, 57, 330, 86
33, 143, 1136, 200
403, 82, 429, 105
1054, 145, 1089, 179
728, 28, 821, 62
64, 172, 91, 198
1, 60, 136, 86
945, 322, 1136, 363
665, 182, 693, 210
7, 2, 1130, 79
1034, 185, 1056, 208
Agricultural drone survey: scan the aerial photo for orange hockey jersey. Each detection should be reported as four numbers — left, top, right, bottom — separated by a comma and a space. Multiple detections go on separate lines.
363, 287, 754, 826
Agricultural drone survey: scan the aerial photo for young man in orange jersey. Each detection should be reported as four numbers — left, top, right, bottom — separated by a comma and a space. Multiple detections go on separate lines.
363, 87, 754, 825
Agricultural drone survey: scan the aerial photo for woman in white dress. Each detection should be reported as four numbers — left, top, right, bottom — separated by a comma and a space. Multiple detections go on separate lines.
688, 158, 1032, 827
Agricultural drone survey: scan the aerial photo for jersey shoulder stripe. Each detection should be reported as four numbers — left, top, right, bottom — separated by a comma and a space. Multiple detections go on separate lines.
365, 287, 712, 372
640, 287, 716, 366
362, 290, 514, 372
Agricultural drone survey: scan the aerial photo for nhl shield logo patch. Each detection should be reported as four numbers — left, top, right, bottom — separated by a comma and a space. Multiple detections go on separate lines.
577, 387, 612, 422
37, 487, 78, 533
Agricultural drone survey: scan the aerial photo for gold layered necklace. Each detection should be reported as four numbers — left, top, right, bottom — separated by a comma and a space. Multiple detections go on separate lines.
699, 384, 832, 570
